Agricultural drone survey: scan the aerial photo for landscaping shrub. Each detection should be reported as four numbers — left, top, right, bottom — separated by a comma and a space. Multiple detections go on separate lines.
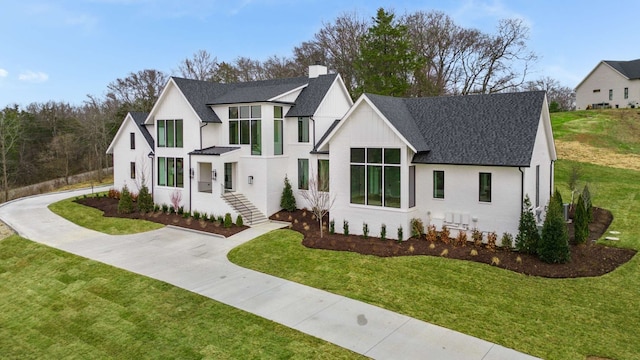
454, 230, 467, 247
380, 223, 386, 240
538, 195, 571, 263
574, 194, 589, 244
117, 185, 134, 214
108, 188, 120, 199
426, 225, 437, 242
153, 204, 160, 213
217, 215, 224, 223
501, 232, 514, 249
329, 219, 335, 234
343, 220, 349, 235
472, 228, 483, 247
130, 192, 139, 203
202, 213, 209, 221
362, 222, 369, 239
177, 206, 184, 216
515, 195, 540, 254
486, 231, 498, 251
193, 211, 201, 220
397, 226, 403, 242
137, 184, 153, 213
162, 204, 169, 213
236, 215, 244, 227
410, 218, 424, 238
280, 176, 296, 212
440, 225, 450, 244
224, 213, 233, 228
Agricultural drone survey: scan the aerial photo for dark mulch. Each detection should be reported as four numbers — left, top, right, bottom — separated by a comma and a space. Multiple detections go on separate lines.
76, 197, 248, 237
270, 207, 636, 278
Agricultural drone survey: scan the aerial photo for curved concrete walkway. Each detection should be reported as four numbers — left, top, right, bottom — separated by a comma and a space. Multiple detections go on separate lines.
0, 188, 540, 360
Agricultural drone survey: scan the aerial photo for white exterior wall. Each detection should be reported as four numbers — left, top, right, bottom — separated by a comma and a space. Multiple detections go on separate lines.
191, 153, 239, 219
151, 83, 201, 211
312, 77, 353, 142
576, 62, 640, 109
110, 116, 152, 194
415, 165, 522, 237
328, 101, 418, 240
522, 111, 555, 223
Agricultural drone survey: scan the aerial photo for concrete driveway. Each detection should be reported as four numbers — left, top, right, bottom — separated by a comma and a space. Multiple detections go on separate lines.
0, 188, 540, 360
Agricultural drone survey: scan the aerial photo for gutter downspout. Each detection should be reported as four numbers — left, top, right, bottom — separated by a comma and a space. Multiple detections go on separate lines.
518, 167, 524, 214
188, 154, 192, 213
199, 122, 208, 150
310, 116, 316, 151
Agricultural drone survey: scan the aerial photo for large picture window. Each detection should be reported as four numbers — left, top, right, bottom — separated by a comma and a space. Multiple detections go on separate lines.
158, 157, 184, 188
433, 170, 444, 199
350, 147, 400, 208
157, 119, 183, 148
479, 172, 492, 202
229, 105, 261, 155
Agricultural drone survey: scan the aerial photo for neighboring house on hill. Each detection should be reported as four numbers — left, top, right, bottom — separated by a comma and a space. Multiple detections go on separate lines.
317, 91, 556, 239
106, 111, 154, 193
108, 64, 353, 224
109, 65, 556, 239
575, 59, 640, 109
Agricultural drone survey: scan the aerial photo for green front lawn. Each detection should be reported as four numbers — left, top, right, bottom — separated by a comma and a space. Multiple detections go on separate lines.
229, 160, 640, 360
48, 196, 163, 235
0, 235, 361, 359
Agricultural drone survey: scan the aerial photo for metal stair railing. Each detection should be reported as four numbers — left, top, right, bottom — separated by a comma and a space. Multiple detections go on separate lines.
223, 191, 253, 224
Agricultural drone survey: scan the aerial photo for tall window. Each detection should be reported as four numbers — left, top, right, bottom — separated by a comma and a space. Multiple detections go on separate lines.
158, 157, 184, 188
624, 87, 629, 99
298, 117, 309, 143
229, 105, 261, 155
433, 170, 444, 199
130, 133, 135, 149
350, 147, 400, 208
130, 162, 136, 179
318, 159, 329, 191
479, 172, 492, 202
409, 166, 415, 208
609, 89, 613, 100
157, 120, 183, 148
298, 159, 309, 190
274, 106, 283, 155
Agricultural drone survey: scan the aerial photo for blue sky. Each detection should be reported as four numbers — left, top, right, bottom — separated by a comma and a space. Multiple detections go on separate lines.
0, 0, 637, 108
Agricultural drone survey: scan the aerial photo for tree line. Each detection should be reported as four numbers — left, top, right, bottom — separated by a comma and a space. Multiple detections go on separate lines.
0, 7, 574, 198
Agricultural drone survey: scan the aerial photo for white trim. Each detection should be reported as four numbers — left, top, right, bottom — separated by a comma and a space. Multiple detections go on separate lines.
269, 84, 307, 102
145, 78, 204, 125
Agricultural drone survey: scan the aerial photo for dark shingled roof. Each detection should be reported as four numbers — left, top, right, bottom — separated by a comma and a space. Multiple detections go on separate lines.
286, 74, 338, 117
604, 59, 640, 79
130, 111, 154, 149
189, 146, 240, 156
172, 75, 334, 123
172, 77, 228, 123
366, 91, 547, 167
312, 119, 340, 154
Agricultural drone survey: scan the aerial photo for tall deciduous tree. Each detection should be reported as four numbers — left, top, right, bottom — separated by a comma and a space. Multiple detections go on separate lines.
177, 49, 219, 81
355, 8, 424, 97
107, 69, 168, 113
0, 106, 24, 201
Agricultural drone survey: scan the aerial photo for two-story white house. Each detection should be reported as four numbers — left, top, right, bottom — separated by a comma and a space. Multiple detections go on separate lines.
575, 59, 640, 110
109, 66, 556, 239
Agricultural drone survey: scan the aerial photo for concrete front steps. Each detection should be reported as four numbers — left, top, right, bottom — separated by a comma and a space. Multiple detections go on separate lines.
221, 192, 268, 225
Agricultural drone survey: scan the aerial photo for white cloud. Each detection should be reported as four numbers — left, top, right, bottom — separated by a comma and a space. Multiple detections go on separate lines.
18, 71, 49, 83
0, 69, 7, 78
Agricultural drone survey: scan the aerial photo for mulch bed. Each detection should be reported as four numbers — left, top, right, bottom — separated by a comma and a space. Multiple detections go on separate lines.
76, 197, 248, 237
271, 207, 636, 278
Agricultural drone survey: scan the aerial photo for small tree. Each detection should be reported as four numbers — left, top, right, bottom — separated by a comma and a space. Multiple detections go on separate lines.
567, 164, 581, 211
515, 195, 540, 254
224, 213, 233, 228
137, 184, 153, 213
170, 189, 182, 212
574, 194, 589, 244
236, 214, 244, 227
582, 184, 593, 221
299, 171, 335, 238
280, 175, 296, 212
538, 194, 571, 263
118, 184, 134, 214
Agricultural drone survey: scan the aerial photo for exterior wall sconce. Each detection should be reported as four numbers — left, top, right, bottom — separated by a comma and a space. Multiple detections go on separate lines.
147, 151, 155, 159
190, 168, 195, 178
248, 175, 253, 185
212, 169, 217, 181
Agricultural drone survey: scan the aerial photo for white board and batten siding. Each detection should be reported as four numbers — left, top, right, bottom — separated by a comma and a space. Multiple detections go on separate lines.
110, 115, 152, 194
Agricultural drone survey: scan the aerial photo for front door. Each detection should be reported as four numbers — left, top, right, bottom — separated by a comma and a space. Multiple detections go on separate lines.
224, 162, 234, 191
